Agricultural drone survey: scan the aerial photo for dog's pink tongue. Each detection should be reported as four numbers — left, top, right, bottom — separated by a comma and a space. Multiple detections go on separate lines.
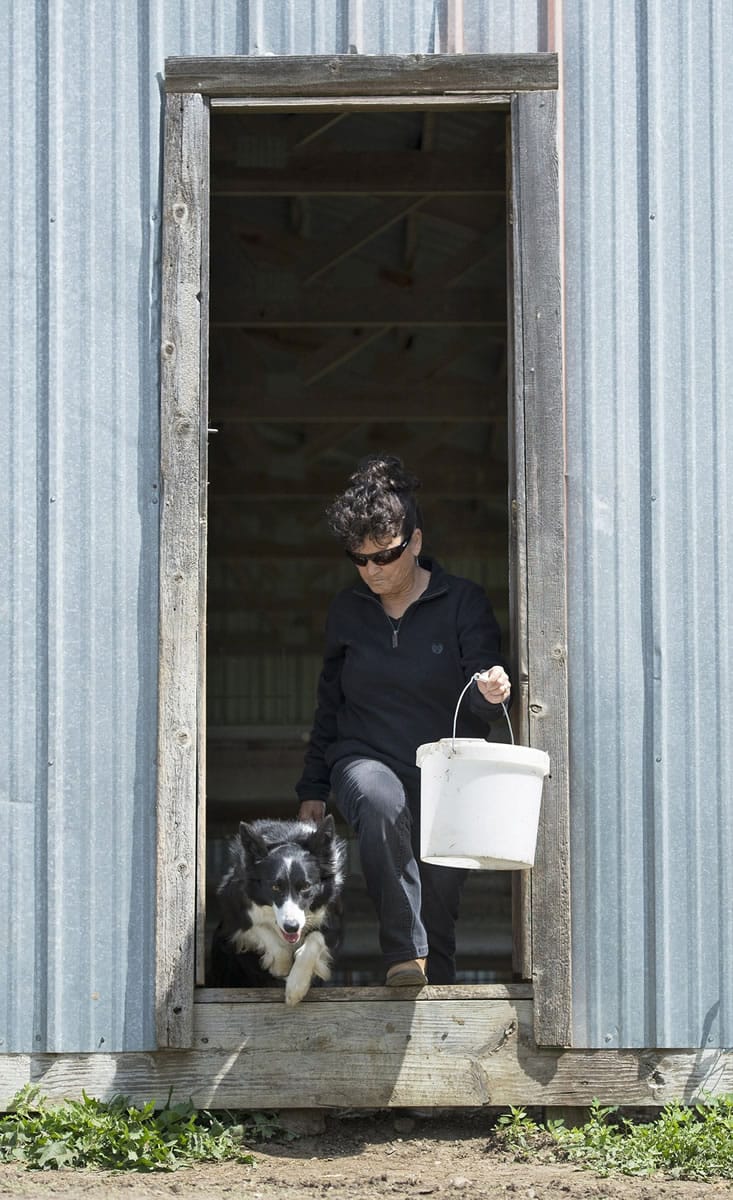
282, 931, 300, 944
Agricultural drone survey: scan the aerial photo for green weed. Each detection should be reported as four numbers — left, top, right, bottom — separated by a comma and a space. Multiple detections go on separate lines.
0, 1086, 287, 1171
495, 1095, 733, 1180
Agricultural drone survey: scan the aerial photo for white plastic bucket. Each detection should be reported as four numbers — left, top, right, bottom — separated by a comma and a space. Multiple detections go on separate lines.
417, 737, 550, 870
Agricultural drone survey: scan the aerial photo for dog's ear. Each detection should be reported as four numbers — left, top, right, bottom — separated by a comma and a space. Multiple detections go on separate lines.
238, 821, 269, 862
307, 813, 336, 854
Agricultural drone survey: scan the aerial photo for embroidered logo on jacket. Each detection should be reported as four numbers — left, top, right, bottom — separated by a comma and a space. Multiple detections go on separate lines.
432, 643, 444, 654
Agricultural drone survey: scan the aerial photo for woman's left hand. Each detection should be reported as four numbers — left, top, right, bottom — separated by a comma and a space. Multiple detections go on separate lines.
476, 666, 511, 705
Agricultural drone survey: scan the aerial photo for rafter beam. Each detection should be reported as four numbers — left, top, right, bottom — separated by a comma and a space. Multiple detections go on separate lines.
210, 534, 507, 560
209, 461, 508, 499
302, 197, 429, 284
211, 287, 505, 327
212, 151, 503, 196
302, 327, 391, 385
209, 383, 504, 423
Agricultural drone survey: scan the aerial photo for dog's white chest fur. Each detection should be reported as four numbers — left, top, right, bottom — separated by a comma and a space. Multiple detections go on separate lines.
233, 909, 294, 977
232, 904, 332, 1005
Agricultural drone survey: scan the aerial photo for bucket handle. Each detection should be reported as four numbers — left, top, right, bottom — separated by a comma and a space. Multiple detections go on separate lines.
452, 673, 514, 745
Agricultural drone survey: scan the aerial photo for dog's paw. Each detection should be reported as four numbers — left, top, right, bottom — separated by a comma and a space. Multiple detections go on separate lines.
261, 950, 292, 978
284, 969, 312, 1006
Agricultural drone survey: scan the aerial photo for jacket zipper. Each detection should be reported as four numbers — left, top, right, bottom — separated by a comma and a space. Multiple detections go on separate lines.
387, 612, 402, 648
355, 586, 448, 649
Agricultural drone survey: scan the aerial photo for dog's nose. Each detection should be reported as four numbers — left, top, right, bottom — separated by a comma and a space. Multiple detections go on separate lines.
283, 920, 300, 934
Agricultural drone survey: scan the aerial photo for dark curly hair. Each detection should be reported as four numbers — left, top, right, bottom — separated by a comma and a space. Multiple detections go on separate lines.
326, 455, 423, 551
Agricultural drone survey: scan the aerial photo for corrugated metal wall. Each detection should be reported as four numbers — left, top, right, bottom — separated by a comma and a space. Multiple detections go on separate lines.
1, 0, 162, 1053
564, 1, 733, 1047
1, 1, 540, 1054
4, 0, 730, 1056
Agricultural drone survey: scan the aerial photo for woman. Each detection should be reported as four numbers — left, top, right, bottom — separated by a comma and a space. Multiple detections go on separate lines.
296, 455, 511, 986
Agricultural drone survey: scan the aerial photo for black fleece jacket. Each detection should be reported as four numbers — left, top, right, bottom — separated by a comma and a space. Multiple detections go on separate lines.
295, 560, 510, 802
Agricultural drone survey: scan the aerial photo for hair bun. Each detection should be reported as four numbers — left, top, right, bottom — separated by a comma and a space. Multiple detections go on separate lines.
326, 454, 423, 547
354, 454, 420, 495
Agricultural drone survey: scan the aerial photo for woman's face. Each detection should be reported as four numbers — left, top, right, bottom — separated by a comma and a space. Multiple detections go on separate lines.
351, 527, 422, 597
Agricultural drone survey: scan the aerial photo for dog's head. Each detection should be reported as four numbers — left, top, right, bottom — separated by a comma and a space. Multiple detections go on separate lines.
229, 815, 345, 945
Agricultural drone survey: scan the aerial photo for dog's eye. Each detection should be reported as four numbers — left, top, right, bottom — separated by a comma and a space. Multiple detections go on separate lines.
271, 882, 284, 894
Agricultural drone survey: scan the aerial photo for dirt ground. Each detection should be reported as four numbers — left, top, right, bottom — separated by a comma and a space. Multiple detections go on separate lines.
0, 1109, 730, 1200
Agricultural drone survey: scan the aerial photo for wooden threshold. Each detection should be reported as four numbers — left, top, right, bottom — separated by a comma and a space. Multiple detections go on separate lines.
195, 983, 533, 1003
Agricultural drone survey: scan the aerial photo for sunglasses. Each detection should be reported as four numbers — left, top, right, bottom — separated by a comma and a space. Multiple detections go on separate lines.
346, 530, 413, 568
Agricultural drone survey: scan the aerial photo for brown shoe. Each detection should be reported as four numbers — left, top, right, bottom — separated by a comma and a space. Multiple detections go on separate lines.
385, 959, 428, 987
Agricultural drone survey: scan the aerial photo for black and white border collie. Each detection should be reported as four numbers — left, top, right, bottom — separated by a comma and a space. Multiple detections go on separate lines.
210, 816, 346, 1006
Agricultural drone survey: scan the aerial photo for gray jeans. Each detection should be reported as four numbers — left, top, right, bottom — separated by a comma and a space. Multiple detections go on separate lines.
330, 756, 467, 984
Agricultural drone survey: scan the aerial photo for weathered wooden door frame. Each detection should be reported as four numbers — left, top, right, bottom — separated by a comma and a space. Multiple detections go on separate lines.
156, 54, 569, 1051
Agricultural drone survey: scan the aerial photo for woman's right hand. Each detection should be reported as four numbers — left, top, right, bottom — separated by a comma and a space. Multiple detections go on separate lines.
476, 666, 511, 705
298, 800, 327, 823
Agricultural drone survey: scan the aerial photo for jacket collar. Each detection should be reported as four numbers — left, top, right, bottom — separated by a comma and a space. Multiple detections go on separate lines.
352, 557, 449, 601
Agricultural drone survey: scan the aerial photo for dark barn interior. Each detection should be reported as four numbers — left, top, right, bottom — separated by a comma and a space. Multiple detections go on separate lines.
203, 105, 514, 985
